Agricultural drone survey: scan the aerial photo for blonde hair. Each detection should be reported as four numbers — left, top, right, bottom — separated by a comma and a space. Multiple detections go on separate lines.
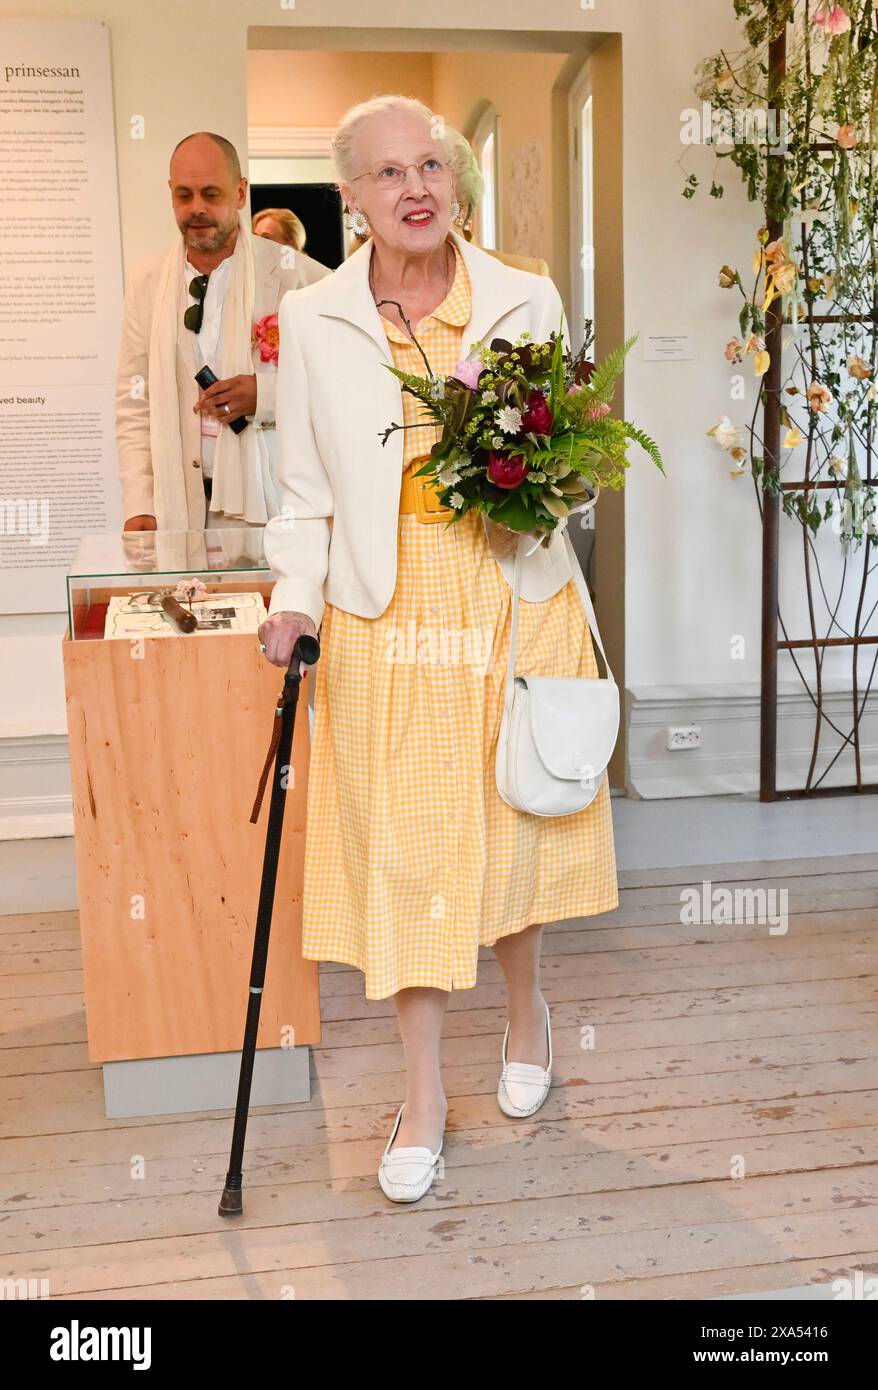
252, 207, 307, 250
330, 93, 457, 187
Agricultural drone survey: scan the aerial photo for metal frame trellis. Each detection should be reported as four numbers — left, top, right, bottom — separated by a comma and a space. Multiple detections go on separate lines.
759, 20, 878, 800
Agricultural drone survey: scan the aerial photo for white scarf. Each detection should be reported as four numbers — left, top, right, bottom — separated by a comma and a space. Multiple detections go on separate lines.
147, 211, 278, 529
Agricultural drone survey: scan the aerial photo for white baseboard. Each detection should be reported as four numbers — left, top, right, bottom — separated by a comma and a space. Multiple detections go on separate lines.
626, 680, 878, 799
0, 806, 74, 840
0, 733, 73, 839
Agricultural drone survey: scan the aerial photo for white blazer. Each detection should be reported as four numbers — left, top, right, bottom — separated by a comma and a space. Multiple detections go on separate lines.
264, 228, 577, 627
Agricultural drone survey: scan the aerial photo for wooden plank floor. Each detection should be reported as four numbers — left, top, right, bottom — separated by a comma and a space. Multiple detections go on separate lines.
2, 852, 877, 1300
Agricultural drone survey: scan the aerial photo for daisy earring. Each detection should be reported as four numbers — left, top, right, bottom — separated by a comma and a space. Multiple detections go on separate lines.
347, 207, 370, 237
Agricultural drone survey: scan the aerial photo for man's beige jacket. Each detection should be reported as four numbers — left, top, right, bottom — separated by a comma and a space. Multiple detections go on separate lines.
115, 234, 329, 526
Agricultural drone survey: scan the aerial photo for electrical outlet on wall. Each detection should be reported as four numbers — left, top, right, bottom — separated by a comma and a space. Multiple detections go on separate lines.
666, 725, 702, 751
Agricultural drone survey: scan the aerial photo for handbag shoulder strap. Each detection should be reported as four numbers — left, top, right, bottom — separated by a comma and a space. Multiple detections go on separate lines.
504, 528, 615, 713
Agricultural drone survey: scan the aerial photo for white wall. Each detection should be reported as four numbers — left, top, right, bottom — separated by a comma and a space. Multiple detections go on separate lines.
1, 0, 865, 825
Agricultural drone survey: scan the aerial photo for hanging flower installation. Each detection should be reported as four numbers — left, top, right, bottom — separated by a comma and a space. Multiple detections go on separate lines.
689, 0, 877, 550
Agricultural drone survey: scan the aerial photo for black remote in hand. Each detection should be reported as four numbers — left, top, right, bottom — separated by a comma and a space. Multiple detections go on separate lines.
194, 365, 249, 434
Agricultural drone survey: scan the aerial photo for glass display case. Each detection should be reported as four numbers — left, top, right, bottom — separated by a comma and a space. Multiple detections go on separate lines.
61, 527, 319, 1072
66, 529, 273, 640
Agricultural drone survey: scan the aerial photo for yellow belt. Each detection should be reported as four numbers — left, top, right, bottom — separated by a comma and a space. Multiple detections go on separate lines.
399, 455, 455, 523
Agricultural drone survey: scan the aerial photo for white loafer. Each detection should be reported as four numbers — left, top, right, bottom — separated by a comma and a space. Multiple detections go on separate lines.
378, 1104, 444, 1203
497, 999, 553, 1118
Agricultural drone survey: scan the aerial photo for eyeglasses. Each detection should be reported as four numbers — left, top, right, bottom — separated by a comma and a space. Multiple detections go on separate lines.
349, 158, 452, 190
184, 274, 209, 333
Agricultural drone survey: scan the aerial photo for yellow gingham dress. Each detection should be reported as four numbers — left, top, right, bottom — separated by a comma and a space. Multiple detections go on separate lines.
300, 239, 618, 1000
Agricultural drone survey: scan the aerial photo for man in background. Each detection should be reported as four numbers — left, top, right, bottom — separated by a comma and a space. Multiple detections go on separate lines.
116, 131, 330, 532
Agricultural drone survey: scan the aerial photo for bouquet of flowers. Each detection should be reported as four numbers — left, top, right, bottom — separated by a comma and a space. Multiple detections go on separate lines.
381, 320, 666, 534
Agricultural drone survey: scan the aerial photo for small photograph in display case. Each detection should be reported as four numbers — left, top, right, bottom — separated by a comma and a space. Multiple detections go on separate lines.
66, 529, 273, 641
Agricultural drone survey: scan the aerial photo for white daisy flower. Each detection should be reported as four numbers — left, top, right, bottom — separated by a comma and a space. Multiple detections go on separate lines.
496, 405, 523, 434
449, 491, 465, 509
438, 465, 461, 486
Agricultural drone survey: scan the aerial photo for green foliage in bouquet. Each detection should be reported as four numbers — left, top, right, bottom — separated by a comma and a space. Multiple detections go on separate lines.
380, 319, 666, 533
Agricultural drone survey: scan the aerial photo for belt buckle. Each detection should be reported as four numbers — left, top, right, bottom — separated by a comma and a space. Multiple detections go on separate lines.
409, 455, 454, 524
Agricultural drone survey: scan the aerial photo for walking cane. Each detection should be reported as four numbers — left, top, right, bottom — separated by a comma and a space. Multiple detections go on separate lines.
218, 631, 321, 1218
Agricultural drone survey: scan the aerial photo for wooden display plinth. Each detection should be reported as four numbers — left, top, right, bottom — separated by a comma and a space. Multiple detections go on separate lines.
62, 583, 320, 1069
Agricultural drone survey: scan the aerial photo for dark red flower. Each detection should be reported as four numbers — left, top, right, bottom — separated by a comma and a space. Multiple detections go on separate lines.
520, 388, 554, 435
487, 451, 530, 489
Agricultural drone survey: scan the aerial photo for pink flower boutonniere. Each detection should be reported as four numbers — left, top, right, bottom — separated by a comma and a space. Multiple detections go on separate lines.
252, 313, 279, 364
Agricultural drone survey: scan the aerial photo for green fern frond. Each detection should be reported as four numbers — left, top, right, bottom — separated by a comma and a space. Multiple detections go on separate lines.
384, 364, 431, 392
623, 421, 667, 474
587, 335, 638, 402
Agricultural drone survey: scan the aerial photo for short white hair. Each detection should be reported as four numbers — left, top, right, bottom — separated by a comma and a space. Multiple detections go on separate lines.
330, 94, 456, 186
445, 127, 482, 214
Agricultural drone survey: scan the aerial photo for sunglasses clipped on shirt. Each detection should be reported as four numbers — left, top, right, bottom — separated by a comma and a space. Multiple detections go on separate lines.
184, 274, 209, 333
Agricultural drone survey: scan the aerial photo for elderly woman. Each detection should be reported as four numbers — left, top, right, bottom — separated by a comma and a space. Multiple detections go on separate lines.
259, 96, 618, 1204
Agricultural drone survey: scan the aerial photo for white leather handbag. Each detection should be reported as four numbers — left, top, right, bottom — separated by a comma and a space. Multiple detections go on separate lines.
495, 519, 620, 817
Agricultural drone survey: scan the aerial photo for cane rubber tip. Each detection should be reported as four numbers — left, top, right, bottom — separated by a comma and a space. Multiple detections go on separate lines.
218, 1186, 243, 1217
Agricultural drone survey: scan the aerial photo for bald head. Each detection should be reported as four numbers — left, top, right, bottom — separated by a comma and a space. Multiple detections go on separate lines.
171, 131, 241, 182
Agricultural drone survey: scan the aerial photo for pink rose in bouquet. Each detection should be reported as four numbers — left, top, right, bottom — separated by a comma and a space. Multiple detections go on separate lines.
451, 359, 483, 389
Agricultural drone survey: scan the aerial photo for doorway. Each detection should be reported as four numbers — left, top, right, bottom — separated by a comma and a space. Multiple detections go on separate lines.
246, 27, 625, 782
